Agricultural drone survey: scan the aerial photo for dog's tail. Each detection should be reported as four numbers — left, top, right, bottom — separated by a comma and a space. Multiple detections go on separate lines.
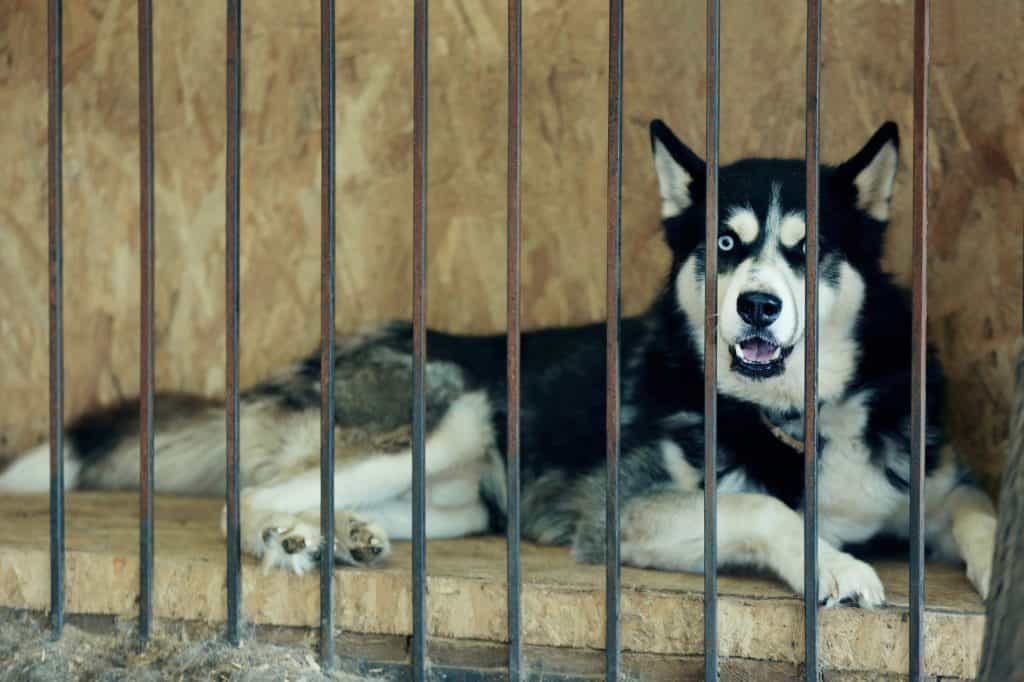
0, 439, 83, 494
0, 394, 219, 496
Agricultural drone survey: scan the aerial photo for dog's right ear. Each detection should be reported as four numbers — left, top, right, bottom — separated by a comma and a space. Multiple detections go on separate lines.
650, 119, 706, 219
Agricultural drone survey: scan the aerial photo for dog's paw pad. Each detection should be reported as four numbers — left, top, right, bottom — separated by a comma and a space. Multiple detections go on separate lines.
339, 516, 390, 566
281, 534, 309, 555
258, 517, 322, 576
261, 526, 284, 545
819, 552, 885, 609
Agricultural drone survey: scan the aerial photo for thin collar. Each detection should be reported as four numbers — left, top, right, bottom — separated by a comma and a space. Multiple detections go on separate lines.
759, 410, 806, 454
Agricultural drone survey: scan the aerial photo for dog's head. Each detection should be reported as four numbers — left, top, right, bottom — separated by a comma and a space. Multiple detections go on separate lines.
650, 119, 899, 407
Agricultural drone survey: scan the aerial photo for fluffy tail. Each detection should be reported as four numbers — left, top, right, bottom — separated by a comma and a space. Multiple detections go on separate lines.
0, 440, 81, 494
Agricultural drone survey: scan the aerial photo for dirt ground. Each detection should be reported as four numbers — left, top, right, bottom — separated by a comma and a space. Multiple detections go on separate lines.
0, 611, 375, 682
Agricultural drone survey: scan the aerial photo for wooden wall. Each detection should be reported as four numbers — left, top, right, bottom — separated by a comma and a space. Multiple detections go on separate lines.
1, 1, 1021, 494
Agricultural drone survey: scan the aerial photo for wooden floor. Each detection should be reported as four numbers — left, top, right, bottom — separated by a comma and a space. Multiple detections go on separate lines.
0, 492, 985, 679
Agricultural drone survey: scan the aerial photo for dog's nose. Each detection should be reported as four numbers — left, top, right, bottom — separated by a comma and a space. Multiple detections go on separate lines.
737, 292, 782, 328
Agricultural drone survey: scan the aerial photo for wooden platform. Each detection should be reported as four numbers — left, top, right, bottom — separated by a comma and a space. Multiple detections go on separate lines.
0, 493, 985, 679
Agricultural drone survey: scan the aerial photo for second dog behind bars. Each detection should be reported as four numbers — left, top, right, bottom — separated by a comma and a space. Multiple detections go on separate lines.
0, 120, 997, 607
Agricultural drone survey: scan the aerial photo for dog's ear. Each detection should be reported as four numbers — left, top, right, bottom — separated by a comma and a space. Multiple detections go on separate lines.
834, 122, 900, 222
650, 119, 705, 219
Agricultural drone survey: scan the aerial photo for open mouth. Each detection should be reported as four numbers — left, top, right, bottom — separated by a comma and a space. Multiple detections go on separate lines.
729, 336, 793, 378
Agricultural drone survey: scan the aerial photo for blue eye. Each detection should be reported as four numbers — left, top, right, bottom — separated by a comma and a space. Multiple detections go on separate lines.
717, 235, 735, 251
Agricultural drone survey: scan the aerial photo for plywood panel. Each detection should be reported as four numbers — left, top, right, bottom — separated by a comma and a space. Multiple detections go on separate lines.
0, 1, 1020, 494
0, 492, 988, 678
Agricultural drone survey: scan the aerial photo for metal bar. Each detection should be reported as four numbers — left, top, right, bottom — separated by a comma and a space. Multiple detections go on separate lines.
412, 0, 429, 678
605, 1, 624, 680
909, 0, 930, 679
703, 0, 720, 679
505, 0, 523, 679
224, 0, 243, 646
137, 0, 156, 649
47, 0, 65, 643
319, 0, 337, 670
803, 1, 822, 679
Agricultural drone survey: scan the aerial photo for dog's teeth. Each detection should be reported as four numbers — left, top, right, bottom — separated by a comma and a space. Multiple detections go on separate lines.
770, 346, 782, 360
734, 343, 744, 357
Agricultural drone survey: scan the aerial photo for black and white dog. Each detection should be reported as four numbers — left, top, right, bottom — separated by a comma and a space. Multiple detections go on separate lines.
0, 120, 996, 607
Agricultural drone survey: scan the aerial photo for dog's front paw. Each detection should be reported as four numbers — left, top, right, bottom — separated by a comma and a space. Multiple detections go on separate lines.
818, 550, 885, 609
259, 512, 324, 576
965, 536, 994, 600
967, 555, 992, 600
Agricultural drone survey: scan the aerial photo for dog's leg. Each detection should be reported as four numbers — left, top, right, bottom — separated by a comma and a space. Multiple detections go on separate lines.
934, 483, 997, 598
362, 497, 490, 540
242, 391, 493, 514
905, 447, 998, 599
227, 494, 488, 575
226, 392, 492, 574
574, 489, 885, 607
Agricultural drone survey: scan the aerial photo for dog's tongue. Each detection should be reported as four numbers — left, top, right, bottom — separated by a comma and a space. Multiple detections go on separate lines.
739, 338, 776, 363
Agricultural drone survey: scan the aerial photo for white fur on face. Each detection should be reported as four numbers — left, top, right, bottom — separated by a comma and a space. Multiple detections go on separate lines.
720, 193, 805, 351
653, 139, 693, 218
718, 252, 803, 348
726, 207, 759, 244
779, 213, 806, 248
675, 251, 865, 409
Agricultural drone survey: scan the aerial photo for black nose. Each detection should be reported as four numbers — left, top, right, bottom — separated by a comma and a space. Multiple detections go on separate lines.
737, 292, 782, 327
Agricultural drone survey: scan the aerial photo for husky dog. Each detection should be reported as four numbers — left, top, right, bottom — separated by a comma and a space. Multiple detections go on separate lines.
1, 120, 997, 606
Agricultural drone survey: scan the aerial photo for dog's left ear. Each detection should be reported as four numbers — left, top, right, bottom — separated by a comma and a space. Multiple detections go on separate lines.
834, 122, 900, 222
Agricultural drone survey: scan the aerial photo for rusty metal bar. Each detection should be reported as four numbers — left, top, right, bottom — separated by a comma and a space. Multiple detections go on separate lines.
412, 0, 429, 678
319, 0, 337, 670
803, 0, 822, 679
47, 0, 65, 643
605, 1, 624, 680
703, 0, 720, 679
224, 0, 243, 646
505, 0, 523, 678
909, 0, 930, 678
137, 0, 156, 649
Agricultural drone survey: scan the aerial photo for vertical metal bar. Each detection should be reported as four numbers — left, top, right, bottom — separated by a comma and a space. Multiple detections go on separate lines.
604, 2, 624, 680
909, 0, 930, 679
319, 0, 337, 670
47, 0, 65, 643
137, 0, 156, 649
412, 1, 429, 679
224, 0, 242, 646
803, 1, 822, 679
703, 0, 720, 679
505, 0, 523, 679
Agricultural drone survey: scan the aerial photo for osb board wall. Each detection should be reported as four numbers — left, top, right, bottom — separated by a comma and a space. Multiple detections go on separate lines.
0, 1, 1021, 494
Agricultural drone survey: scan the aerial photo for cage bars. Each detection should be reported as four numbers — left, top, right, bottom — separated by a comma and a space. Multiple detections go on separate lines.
803, 0, 822, 678
36, 3, 939, 679
909, 0, 931, 679
604, 1, 625, 680
47, 0, 65, 643
137, 0, 156, 649
319, 0, 338, 669
411, 0, 430, 678
224, 0, 243, 646
703, 0, 721, 678
506, 0, 524, 679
